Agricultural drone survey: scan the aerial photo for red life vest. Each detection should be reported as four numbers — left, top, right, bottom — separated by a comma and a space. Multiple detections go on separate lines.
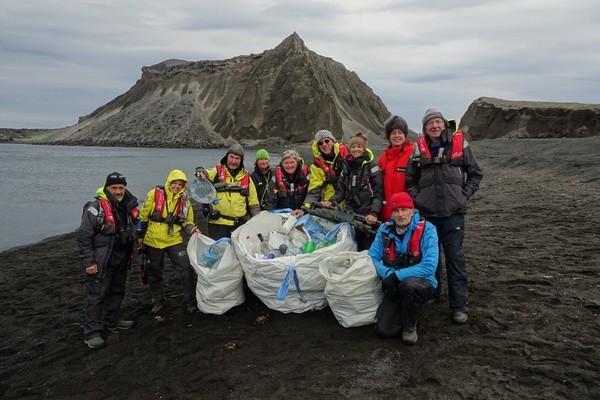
274, 164, 309, 192
313, 143, 348, 179
152, 186, 185, 221
382, 220, 426, 268
98, 197, 138, 232
416, 130, 464, 167
215, 164, 250, 196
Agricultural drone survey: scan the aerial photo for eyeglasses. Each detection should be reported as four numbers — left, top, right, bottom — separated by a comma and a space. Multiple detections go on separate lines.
318, 139, 332, 146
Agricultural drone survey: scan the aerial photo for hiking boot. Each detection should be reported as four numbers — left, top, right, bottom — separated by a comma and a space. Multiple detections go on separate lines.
151, 303, 165, 315
185, 305, 198, 315
401, 329, 418, 345
106, 319, 135, 331
453, 311, 468, 324
84, 335, 105, 349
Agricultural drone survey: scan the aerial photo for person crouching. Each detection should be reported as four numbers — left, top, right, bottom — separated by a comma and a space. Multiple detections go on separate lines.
368, 192, 439, 344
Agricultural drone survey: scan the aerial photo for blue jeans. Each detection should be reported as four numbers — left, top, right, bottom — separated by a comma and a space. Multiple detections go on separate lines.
427, 213, 469, 313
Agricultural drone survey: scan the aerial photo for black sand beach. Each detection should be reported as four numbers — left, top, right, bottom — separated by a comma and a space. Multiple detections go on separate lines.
1, 137, 599, 399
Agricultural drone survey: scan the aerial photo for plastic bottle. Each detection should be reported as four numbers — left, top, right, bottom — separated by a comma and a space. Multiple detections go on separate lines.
187, 178, 219, 205
281, 215, 297, 234
257, 233, 270, 254
303, 240, 316, 254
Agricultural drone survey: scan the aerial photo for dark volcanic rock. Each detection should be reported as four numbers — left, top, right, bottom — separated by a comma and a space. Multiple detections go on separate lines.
47, 33, 390, 148
460, 97, 600, 140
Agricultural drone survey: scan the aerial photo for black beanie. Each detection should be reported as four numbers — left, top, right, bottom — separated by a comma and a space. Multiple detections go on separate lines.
105, 172, 127, 187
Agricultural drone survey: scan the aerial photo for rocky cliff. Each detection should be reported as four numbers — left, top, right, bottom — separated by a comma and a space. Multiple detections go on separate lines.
45, 33, 390, 148
460, 97, 600, 140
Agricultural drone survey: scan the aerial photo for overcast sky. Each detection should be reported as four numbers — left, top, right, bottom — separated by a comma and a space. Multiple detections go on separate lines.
1, 0, 599, 133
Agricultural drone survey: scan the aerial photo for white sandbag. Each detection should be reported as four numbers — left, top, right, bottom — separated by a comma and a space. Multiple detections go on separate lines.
187, 233, 245, 315
231, 211, 357, 313
319, 251, 383, 328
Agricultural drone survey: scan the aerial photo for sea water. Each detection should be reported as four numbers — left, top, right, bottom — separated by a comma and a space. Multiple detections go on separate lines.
0, 143, 281, 252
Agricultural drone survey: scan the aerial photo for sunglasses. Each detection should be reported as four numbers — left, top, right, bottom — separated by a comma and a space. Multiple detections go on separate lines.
318, 139, 332, 146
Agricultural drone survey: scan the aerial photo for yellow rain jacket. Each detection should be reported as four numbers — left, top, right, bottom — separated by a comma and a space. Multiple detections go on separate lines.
304, 140, 347, 207
140, 169, 195, 249
205, 164, 260, 226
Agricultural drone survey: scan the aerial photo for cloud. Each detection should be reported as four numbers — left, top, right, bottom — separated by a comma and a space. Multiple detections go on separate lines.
1, 0, 599, 130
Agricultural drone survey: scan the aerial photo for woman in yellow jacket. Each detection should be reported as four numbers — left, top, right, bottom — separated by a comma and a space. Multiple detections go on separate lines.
139, 169, 200, 315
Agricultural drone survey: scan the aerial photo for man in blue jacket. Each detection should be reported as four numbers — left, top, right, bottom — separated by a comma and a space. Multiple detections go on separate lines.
368, 192, 438, 345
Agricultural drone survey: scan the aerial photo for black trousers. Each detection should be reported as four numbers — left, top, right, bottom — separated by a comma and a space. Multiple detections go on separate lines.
84, 256, 128, 339
375, 276, 435, 338
145, 243, 198, 309
427, 213, 469, 312
208, 223, 237, 241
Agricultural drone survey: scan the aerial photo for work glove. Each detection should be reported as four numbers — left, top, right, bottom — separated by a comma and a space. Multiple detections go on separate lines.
381, 271, 400, 294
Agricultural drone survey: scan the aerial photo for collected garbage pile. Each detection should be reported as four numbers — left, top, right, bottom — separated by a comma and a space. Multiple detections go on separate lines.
188, 210, 383, 326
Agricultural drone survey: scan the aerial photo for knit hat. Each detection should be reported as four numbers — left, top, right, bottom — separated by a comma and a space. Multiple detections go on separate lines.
389, 192, 414, 210
314, 129, 336, 143
227, 143, 245, 159
383, 115, 408, 138
280, 149, 301, 162
255, 148, 270, 160
422, 109, 446, 128
349, 132, 368, 148
105, 172, 127, 187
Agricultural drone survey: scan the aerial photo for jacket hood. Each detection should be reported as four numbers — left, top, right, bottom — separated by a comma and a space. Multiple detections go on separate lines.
311, 140, 343, 160
165, 169, 188, 196
96, 186, 108, 200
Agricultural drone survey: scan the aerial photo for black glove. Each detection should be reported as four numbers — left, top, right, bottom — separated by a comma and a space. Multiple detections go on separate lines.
381, 272, 400, 294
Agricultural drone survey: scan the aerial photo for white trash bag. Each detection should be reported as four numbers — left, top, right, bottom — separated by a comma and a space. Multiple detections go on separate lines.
187, 233, 245, 315
231, 211, 357, 313
319, 250, 383, 328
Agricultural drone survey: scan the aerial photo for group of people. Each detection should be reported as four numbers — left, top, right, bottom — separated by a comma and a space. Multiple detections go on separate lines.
77, 108, 482, 349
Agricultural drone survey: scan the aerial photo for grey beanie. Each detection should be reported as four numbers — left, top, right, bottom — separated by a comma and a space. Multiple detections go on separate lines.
422, 109, 446, 128
227, 143, 245, 159
383, 115, 408, 138
314, 129, 336, 143
280, 149, 301, 162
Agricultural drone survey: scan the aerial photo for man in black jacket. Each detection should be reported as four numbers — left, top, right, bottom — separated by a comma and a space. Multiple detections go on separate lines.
77, 172, 139, 349
406, 110, 483, 325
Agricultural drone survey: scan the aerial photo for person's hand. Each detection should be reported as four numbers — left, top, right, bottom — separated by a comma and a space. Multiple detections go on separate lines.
194, 167, 207, 179
192, 227, 201, 235
291, 209, 304, 217
85, 264, 98, 275
321, 201, 332, 207
365, 214, 378, 225
381, 271, 400, 293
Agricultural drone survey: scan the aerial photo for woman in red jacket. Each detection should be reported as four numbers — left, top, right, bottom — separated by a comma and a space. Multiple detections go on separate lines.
378, 115, 414, 222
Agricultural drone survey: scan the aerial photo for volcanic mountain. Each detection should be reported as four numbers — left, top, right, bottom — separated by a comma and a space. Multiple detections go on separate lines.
46, 33, 390, 148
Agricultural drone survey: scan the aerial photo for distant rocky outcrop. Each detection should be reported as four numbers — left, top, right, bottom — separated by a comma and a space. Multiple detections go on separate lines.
44, 33, 390, 148
460, 97, 600, 140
